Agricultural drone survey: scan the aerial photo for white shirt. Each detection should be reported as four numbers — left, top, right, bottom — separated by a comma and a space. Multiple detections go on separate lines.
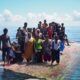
25, 32, 28, 43
53, 40, 60, 50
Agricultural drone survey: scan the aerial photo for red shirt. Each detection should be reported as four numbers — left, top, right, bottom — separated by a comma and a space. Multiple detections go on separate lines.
47, 27, 53, 39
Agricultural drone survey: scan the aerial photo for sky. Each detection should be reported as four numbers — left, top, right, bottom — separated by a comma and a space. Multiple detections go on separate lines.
0, 0, 80, 28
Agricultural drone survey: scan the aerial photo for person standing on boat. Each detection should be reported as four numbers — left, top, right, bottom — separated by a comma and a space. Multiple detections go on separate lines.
42, 35, 51, 63
0, 28, 11, 65
34, 36, 43, 63
51, 36, 60, 65
23, 32, 34, 63
20, 22, 28, 54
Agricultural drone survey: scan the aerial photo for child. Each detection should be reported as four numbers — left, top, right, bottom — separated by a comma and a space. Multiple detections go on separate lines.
12, 42, 23, 63
8, 47, 16, 64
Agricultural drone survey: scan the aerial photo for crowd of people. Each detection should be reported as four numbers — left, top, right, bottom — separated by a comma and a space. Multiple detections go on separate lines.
0, 20, 70, 66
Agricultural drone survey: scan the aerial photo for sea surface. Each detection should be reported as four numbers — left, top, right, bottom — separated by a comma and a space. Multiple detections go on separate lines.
66, 26, 80, 43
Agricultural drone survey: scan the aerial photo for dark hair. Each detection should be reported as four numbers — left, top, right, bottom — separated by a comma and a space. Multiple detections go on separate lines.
24, 22, 27, 26
39, 21, 42, 24
3, 28, 8, 33
44, 20, 47, 22
61, 23, 64, 26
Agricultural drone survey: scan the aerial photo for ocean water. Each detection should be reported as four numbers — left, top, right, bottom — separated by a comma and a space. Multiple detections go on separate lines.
0, 27, 18, 42
66, 27, 80, 42
0, 26, 80, 42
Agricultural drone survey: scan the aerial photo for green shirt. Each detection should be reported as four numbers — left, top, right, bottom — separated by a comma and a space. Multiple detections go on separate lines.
35, 39, 42, 50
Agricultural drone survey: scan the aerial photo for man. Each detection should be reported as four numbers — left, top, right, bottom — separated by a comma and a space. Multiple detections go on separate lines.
42, 20, 48, 39
0, 28, 11, 65
61, 23, 65, 37
42, 20, 48, 28
22, 22, 28, 43
20, 22, 28, 53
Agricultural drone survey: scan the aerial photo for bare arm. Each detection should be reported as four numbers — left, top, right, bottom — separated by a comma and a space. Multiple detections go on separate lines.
8, 37, 11, 46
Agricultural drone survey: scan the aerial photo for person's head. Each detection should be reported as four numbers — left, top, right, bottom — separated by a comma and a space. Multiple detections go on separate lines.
39, 33, 42, 39
55, 36, 58, 41
23, 22, 27, 29
36, 29, 40, 34
44, 20, 47, 23
3, 28, 8, 35
38, 21, 42, 29
28, 32, 31, 39
54, 32, 57, 36
49, 23, 52, 27
33, 28, 35, 32
12, 41, 17, 47
17, 27, 21, 32
39, 21, 42, 24
61, 23, 64, 27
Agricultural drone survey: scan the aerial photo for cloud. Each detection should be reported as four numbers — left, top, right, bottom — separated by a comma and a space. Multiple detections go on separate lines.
0, 14, 4, 21
73, 11, 80, 21
0, 9, 80, 27
0, 9, 26, 27
26, 12, 63, 25
3, 9, 12, 22
12, 15, 25, 22
26, 12, 74, 26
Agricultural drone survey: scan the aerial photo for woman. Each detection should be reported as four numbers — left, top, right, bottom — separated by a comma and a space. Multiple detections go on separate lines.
43, 35, 51, 62
23, 33, 34, 63
51, 36, 60, 65
34, 36, 43, 63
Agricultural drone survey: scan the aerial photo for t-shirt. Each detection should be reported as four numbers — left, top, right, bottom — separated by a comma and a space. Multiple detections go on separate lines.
52, 40, 60, 50
35, 39, 42, 50
9, 49, 15, 58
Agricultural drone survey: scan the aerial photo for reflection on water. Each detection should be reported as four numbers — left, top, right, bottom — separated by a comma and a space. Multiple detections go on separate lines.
0, 53, 45, 80
0, 68, 45, 80
0, 69, 37, 80
64, 52, 80, 80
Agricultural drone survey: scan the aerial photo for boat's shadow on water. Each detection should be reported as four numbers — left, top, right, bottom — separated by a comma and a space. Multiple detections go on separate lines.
0, 67, 46, 80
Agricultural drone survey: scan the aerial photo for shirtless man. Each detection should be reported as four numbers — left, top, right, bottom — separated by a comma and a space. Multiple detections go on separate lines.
0, 28, 11, 65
